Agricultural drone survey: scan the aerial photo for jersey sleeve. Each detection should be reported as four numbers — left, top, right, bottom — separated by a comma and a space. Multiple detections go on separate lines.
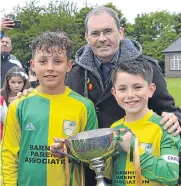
81, 100, 98, 131
1, 101, 21, 186
140, 130, 180, 185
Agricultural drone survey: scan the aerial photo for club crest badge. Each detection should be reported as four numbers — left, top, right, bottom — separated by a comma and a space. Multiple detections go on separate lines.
139, 143, 153, 154
63, 120, 76, 136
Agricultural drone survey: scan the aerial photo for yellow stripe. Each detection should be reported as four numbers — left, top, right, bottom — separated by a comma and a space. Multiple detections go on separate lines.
46, 88, 84, 186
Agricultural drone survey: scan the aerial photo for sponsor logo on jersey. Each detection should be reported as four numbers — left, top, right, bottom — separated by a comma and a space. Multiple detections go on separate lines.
139, 143, 153, 154
161, 155, 179, 165
63, 120, 76, 136
25, 123, 36, 131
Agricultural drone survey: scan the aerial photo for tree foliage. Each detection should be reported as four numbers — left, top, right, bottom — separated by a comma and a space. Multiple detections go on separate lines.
128, 11, 180, 59
1, 1, 181, 63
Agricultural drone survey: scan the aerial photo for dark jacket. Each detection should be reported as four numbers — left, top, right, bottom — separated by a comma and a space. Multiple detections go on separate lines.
1, 54, 18, 88
67, 39, 181, 128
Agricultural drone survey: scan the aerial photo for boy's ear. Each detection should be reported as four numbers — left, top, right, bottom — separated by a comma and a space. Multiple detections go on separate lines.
30, 60, 35, 71
111, 87, 116, 97
67, 60, 72, 73
148, 83, 156, 98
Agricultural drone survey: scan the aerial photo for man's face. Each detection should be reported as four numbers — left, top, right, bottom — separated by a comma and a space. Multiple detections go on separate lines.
31, 46, 72, 94
0, 37, 12, 53
85, 12, 124, 62
112, 72, 156, 118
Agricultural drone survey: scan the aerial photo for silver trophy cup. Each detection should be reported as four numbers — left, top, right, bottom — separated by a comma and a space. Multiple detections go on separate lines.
65, 128, 122, 186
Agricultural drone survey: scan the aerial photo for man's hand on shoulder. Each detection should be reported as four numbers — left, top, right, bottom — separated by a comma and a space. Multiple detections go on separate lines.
17, 88, 34, 98
160, 112, 181, 136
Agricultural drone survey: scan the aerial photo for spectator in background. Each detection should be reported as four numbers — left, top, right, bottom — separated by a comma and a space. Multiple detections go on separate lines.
0, 67, 29, 140
0, 67, 29, 106
0, 18, 22, 87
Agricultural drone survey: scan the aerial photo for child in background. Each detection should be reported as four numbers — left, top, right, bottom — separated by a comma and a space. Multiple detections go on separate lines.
1, 67, 29, 106
0, 67, 29, 140
104, 57, 180, 186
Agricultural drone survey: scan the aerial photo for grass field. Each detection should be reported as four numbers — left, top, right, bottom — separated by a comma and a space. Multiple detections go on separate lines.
165, 78, 181, 108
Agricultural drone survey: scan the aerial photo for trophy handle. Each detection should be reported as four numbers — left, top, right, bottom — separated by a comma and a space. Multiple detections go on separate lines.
112, 129, 142, 186
53, 148, 81, 163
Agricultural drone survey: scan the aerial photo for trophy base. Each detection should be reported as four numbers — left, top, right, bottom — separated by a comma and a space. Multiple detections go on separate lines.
89, 158, 111, 186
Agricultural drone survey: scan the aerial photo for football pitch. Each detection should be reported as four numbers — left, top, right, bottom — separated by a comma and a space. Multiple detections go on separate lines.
165, 78, 181, 108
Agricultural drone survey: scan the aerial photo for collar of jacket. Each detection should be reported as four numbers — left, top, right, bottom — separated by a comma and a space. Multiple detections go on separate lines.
1, 52, 10, 60
75, 39, 142, 76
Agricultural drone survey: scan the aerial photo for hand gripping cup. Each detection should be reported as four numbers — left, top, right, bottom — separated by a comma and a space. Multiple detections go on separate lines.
65, 128, 119, 186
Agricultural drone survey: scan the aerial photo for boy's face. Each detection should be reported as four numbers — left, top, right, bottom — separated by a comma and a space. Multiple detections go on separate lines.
112, 72, 156, 116
31, 46, 72, 93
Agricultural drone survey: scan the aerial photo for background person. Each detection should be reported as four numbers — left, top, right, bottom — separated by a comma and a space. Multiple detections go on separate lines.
1, 18, 22, 87
0, 67, 29, 106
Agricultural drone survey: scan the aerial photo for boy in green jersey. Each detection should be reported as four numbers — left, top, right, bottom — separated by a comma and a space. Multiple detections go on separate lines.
1, 32, 98, 186
104, 57, 180, 186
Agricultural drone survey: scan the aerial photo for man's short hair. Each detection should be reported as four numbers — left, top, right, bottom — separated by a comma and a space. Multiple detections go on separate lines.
85, 6, 121, 33
30, 32, 72, 60
111, 57, 153, 85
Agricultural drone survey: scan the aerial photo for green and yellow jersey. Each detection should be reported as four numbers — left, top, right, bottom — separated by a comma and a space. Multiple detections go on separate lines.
1, 87, 98, 186
105, 110, 180, 186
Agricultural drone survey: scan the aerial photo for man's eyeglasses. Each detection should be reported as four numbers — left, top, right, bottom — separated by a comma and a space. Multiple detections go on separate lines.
88, 29, 115, 38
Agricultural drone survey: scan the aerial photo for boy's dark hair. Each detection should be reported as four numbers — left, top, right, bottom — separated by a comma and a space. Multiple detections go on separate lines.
111, 57, 153, 85
30, 32, 72, 60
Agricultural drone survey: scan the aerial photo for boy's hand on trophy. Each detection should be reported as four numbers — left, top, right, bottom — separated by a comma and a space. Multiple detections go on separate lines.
118, 131, 132, 153
50, 137, 65, 159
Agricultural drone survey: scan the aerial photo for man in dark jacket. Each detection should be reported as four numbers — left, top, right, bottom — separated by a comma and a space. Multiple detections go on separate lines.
66, 6, 181, 186
0, 18, 21, 88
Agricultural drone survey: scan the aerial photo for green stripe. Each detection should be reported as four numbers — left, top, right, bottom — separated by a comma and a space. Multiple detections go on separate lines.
16, 95, 50, 186
130, 135, 135, 162
148, 113, 162, 130
69, 91, 98, 131
112, 124, 127, 186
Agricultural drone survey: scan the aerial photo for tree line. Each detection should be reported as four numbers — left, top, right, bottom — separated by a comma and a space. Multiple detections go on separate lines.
2, 0, 181, 63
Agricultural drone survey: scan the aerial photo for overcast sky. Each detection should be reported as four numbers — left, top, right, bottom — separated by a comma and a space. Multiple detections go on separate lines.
0, 0, 181, 23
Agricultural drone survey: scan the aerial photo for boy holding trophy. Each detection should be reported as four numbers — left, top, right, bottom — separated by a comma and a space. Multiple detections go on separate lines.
1, 32, 98, 186
104, 57, 180, 185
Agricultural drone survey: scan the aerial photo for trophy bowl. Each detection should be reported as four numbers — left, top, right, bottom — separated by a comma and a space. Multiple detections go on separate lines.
64, 128, 122, 186
65, 128, 119, 162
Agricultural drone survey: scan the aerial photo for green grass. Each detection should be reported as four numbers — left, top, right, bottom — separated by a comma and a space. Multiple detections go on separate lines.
165, 78, 181, 108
